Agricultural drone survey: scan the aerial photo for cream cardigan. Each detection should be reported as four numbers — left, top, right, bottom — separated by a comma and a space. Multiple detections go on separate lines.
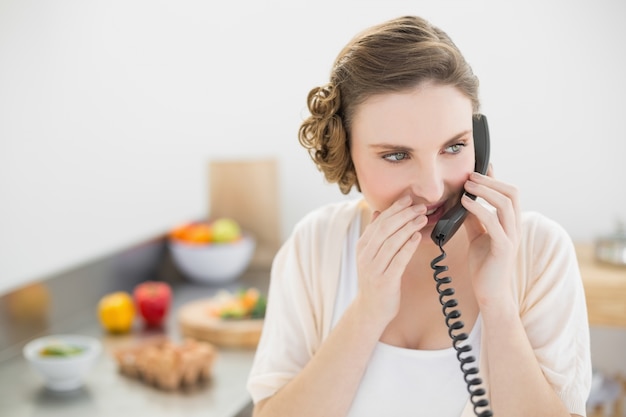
247, 198, 592, 416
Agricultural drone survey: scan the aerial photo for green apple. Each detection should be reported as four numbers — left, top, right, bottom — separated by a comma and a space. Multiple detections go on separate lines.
212, 218, 242, 243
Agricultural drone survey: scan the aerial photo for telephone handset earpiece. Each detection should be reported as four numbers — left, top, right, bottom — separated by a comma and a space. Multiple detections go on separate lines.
429, 114, 493, 417
430, 114, 491, 247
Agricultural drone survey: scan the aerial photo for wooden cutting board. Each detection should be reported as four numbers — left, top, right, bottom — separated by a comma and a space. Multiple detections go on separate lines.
209, 159, 282, 270
177, 298, 264, 348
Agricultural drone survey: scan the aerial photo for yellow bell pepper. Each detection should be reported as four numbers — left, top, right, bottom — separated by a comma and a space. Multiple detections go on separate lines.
98, 291, 135, 333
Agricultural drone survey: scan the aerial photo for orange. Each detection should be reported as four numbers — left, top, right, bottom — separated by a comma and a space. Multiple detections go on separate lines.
170, 223, 192, 240
185, 223, 213, 244
170, 222, 213, 244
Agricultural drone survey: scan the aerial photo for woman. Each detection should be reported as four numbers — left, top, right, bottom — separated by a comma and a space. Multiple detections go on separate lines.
247, 15, 591, 417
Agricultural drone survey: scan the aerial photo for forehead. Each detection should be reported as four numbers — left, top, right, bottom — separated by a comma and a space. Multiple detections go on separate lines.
351, 83, 473, 145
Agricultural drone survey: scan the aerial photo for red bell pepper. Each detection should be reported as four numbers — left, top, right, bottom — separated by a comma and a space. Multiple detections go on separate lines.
133, 281, 172, 327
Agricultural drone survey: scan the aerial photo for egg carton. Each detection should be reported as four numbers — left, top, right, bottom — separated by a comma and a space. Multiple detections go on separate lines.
114, 338, 217, 391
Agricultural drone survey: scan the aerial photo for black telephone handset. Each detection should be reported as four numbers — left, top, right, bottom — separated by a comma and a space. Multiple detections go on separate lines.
431, 114, 491, 247
429, 114, 493, 417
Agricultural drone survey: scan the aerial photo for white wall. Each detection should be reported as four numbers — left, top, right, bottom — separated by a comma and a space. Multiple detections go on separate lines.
1, 0, 625, 295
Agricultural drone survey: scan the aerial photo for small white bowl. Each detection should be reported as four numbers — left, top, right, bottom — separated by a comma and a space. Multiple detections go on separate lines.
23, 334, 102, 391
169, 234, 256, 284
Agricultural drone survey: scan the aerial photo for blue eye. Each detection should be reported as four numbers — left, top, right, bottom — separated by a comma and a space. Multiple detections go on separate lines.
383, 152, 409, 162
445, 143, 466, 154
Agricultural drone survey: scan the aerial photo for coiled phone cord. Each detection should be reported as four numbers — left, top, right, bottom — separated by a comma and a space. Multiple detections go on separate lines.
430, 242, 493, 417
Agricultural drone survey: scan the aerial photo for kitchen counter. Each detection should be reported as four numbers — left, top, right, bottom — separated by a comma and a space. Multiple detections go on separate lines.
0, 270, 269, 417
575, 243, 626, 327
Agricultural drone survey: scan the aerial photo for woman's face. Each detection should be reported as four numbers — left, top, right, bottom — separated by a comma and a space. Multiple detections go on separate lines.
350, 82, 475, 230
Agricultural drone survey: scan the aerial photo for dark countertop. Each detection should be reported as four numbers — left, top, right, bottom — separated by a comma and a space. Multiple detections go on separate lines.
0, 269, 270, 417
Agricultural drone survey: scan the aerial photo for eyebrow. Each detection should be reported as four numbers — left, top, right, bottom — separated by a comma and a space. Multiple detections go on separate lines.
368, 129, 472, 151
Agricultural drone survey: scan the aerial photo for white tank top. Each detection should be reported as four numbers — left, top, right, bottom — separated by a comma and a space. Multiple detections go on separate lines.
331, 212, 482, 417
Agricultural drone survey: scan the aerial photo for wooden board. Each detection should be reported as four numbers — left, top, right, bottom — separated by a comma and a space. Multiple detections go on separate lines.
209, 159, 282, 270
177, 298, 264, 348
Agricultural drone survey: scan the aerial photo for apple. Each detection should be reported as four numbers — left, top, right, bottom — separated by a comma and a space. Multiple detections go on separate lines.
211, 218, 242, 243
133, 281, 172, 327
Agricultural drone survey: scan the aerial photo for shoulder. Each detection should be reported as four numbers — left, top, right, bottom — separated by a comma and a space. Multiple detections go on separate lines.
520, 211, 574, 255
266, 199, 363, 340
518, 211, 579, 284
290, 198, 363, 242
521, 211, 569, 238
272, 198, 363, 273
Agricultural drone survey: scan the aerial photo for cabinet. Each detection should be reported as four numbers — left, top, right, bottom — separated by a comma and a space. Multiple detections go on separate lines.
575, 243, 626, 327
576, 243, 626, 417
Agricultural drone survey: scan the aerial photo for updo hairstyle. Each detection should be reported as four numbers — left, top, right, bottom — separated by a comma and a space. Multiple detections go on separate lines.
298, 15, 480, 194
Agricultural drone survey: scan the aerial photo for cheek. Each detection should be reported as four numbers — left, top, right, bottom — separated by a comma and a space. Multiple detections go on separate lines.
448, 154, 475, 191
354, 160, 406, 211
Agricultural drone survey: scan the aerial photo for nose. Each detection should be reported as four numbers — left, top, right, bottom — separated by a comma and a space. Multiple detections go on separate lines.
409, 159, 445, 204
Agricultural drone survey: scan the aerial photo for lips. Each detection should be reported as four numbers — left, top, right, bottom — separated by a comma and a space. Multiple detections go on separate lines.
425, 203, 446, 225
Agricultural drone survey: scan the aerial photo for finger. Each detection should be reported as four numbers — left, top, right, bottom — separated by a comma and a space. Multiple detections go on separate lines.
466, 173, 521, 237
469, 172, 517, 203
374, 204, 426, 240
461, 194, 508, 245
375, 215, 428, 272
465, 182, 516, 238
361, 201, 426, 258
357, 213, 426, 279
357, 202, 427, 272
361, 197, 411, 242
385, 229, 423, 277
372, 198, 424, 232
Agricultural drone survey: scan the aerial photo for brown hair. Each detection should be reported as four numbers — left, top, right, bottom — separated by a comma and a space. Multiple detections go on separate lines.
298, 15, 480, 194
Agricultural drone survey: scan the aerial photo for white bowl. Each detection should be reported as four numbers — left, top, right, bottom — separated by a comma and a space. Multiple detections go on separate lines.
169, 234, 256, 284
23, 334, 102, 391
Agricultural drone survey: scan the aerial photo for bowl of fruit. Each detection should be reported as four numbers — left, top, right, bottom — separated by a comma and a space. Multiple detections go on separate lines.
169, 218, 256, 284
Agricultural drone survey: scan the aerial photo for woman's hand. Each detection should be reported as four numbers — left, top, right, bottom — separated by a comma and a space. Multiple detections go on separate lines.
355, 195, 428, 328
461, 165, 521, 309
